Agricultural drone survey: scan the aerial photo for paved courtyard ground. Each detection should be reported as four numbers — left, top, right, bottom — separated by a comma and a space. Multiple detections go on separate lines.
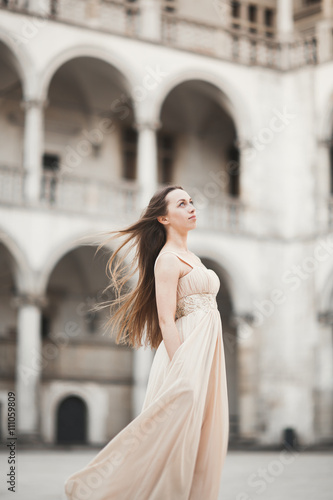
0, 448, 332, 499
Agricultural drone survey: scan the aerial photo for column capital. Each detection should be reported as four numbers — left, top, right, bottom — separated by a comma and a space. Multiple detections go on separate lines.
230, 312, 256, 327
21, 98, 49, 111
11, 292, 48, 309
133, 120, 162, 132
235, 138, 254, 151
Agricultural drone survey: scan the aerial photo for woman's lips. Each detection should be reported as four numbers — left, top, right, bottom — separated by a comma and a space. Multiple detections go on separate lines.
189, 215, 196, 219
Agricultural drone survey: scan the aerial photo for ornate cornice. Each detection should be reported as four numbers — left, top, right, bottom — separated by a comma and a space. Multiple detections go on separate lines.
11, 293, 48, 309
20, 99, 49, 111
133, 120, 162, 131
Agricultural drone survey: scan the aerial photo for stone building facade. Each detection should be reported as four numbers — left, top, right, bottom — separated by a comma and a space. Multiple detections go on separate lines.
0, 0, 332, 448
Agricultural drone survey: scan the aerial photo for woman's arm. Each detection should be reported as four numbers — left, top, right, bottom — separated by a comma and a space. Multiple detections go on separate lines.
154, 253, 182, 362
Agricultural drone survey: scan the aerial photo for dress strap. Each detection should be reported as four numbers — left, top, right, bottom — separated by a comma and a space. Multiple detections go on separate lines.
154, 251, 195, 271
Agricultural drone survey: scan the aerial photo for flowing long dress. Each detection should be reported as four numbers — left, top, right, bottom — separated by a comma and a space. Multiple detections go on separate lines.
64, 251, 229, 500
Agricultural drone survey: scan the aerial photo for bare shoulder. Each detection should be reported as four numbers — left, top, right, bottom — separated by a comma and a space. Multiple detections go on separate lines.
155, 251, 181, 269
154, 252, 181, 279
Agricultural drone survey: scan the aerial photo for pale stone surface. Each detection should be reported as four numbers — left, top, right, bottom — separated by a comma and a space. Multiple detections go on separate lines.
0, 450, 332, 500
0, 1, 333, 450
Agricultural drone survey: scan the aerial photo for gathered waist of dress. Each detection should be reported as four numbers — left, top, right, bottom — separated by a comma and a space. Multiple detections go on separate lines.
175, 292, 218, 320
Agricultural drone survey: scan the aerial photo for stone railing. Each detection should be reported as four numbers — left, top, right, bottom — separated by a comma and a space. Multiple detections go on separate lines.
55, 0, 140, 36
0, 0, 140, 35
161, 13, 319, 70
40, 171, 140, 219
0, 1, 325, 69
0, 165, 25, 206
0, 167, 245, 233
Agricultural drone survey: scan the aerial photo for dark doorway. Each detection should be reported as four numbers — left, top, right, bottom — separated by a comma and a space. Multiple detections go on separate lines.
56, 396, 87, 444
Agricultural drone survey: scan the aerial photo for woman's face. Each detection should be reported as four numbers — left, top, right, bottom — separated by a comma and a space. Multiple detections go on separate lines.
161, 189, 197, 231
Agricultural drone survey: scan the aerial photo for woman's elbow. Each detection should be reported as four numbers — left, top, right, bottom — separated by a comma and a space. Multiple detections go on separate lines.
159, 315, 176, 329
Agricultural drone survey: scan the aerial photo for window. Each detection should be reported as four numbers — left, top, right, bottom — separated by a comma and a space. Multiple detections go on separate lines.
248, 4, 257, 23
264, 8, 273, 27
41, 313, 50, 340
158, 133, 175, 184
122, 127, 137, 180
229, 2, 275, 38
231, 1, 241, 18
227, 144, 240, 197
41, 153, 59, 203
162, 0, 177, 13
43, 153, 60, 172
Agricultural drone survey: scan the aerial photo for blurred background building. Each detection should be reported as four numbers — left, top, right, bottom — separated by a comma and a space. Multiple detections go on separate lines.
0, 0, 332, 449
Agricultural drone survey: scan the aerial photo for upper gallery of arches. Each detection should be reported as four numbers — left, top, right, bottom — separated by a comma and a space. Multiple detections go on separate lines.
0, 41, 24, 171
157, 79, 240, 198
44, 56, 136, 185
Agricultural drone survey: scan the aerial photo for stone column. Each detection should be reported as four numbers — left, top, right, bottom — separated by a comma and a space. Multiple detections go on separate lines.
134, 120, 161, 210
276, 0, 294, 69
315, 138, 331, 230
232, 313, 258, 440
28, 0, 50, 15
132, 347, 155, 418
255, 264, 317, 446
140, 0, 161, 41
22, 99, 46, 205
316, 313, 333, 440
13, 293, 46, 441
316, 0, 333, 63
276, 0, 294, 41
237, 138, 262, 236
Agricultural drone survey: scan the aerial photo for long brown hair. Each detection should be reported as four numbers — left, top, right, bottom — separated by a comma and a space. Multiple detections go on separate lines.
92, 184, 184, 350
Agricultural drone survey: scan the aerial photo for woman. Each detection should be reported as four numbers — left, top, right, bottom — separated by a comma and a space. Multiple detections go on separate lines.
64, 184, 229, 500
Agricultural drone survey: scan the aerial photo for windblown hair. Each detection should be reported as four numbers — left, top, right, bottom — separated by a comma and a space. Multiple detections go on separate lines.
92, 184, 184, 350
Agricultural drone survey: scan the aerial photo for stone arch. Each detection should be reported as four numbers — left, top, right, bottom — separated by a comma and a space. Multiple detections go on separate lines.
36, 230, 101, 294
153, 68, 253, 143
42, 382, 108, 444
52, 387, 90, 443
0, 228, 33, 293
193, 243, 253, 316
36, 229, 136, 295
38, 44, 138, 104
0, 28, 36, 98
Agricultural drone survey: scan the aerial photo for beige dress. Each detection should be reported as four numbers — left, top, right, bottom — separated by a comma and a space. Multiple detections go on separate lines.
64, 251, 229, 500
